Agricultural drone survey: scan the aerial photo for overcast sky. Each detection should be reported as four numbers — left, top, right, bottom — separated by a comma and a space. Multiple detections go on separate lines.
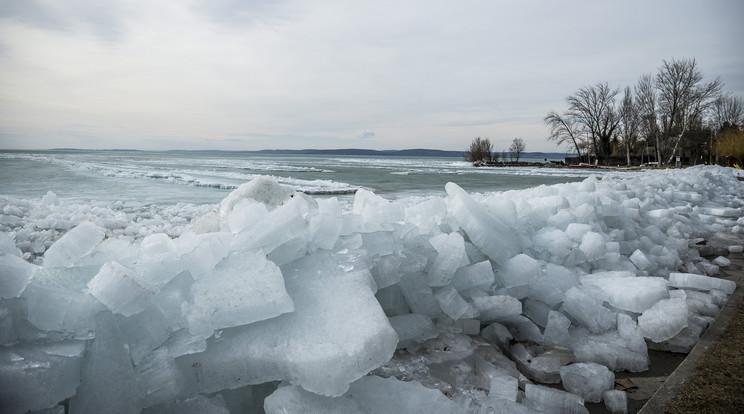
1, 0, 742, 152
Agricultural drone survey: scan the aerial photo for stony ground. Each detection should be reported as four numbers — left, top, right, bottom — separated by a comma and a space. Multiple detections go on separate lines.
664, 296, 744, 414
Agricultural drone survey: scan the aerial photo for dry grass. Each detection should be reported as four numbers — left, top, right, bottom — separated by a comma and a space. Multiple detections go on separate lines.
665, 297, 744, 414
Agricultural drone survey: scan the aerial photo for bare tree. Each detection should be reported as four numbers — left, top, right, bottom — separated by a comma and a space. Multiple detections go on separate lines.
509, 137, 526, 162
565, 82, 621, 161
465, 137, 493, 163
635, 73, 663, 163
544, 111, 584, 160
712, 94, 744, 129
655, 58, 722, 164
709, 95, 744, 164
618, 86, 641, 166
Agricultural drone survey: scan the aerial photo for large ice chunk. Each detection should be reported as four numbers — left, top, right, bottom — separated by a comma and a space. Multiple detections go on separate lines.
232, 197, 309, 253
472, 295, 522, 323
531, 228, 573, 260
370, 254, 403, 289
452, 260, 495, 293
42, 221, 105, 268
135, 348, 183, 408
510, 342, 574, 383
0, 340, 85, 413
529, 263, 579, 307
375, 285, 410, 316
629, 249, 652, 271
308, 197, 343, 251
568, 315, 649, 372
220, 176, 294, 215
264, 375, 466, 414
501, 314, 543, 343
264, 384, 364, 414
69, 312, 139, 414
134, 233, 187, 289
0, 231, 22, 256
231, 196, 310, 254
186, 250, 294, 338
560, 362, 614, 403
397, 272, 443, 318
565, 223, 593, 242
445, 182, 519, 265
581, 274, 669, 314
489, 374, 519, 402
579, 232, 606, 262
22, 284, 99, 338
638, 298, 689, 343
142, 394, 230, 414
176, 252, 398, 397
361, 231, 401, 258
87, 261, 154, 317
427, 232, 468, 286
181, 232, 231, 279
434, 284, 472, 320
389, 313, 438, 350
353, 188, 405, 227
225, 198, 269, 233
524, 383, 589, 414
603, 390, 628, 414
668, 272, 736, 295
0, 254, 36, 298
405, 197, 447, 233
543, 310, 572, 347
498, 253, 541, 287
562, 287, 616, 333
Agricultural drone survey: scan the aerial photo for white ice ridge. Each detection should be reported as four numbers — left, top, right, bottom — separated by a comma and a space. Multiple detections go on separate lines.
0, 167, 742, 413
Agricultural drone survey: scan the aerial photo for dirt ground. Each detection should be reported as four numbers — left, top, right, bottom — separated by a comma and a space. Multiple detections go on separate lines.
664, 296, 744, 414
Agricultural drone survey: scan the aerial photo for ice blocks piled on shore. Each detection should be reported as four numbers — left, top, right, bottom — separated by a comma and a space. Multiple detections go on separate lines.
0, 166, 742, 413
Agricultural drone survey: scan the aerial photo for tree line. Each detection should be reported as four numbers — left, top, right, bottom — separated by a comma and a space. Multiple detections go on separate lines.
466, 137, 527, 164
544, 57, 743, 166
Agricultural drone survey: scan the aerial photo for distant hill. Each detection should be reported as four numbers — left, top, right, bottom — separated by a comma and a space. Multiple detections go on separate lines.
252, 148, 466, 157
252, 149, 572, 159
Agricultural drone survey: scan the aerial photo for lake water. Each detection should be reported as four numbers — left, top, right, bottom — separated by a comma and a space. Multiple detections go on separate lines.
0, 150, 617, 205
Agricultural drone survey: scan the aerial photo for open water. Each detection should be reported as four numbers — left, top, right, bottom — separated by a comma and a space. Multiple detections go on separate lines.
0, 150, 617, 204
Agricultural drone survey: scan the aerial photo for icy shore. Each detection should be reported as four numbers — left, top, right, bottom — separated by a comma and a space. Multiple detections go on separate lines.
1, 166, 743, 413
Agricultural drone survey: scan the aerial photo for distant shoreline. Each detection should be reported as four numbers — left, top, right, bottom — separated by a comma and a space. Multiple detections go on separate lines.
38, 147, 573, 160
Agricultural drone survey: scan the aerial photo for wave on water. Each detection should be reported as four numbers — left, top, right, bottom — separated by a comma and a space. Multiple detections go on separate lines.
1, 152, 358, 195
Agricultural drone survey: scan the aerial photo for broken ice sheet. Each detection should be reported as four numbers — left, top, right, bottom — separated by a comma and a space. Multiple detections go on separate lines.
176, 251, 397, 397
186, 249, 294, 338
87, 261, 154, 317
0, 340, 85, 413
42, 221, 105, 268
264, 375, 466, 414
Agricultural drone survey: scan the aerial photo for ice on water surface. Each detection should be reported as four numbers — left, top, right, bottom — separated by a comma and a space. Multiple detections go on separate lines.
0, 165, 742, 413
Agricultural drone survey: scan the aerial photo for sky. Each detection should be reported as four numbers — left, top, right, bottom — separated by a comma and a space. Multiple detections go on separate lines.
1, 0, 742, 152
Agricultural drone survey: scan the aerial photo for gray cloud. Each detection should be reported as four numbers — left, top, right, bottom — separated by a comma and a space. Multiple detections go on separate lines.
0, 0, 742, 152
0, 0, 129, 42
192, 0, 291, 28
